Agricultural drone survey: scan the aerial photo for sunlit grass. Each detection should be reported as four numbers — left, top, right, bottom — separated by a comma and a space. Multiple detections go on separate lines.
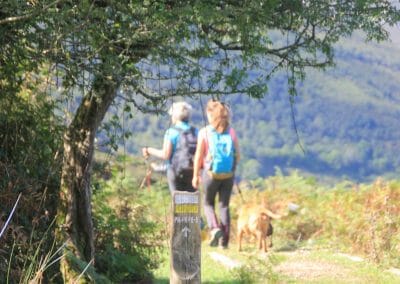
151, 172, 400, 283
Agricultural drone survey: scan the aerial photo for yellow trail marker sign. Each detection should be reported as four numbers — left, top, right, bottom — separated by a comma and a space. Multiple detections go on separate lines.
170, 191, 201, 283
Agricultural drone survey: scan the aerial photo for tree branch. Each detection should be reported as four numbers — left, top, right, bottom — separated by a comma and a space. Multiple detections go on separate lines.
0, 0, 63, 25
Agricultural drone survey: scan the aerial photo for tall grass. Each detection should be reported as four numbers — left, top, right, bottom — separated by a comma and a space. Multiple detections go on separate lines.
3, 217, 65, 283
230, 172, 400, 268
0, 193, 21, 239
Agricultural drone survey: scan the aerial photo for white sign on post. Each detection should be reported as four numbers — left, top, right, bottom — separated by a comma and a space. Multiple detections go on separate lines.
170, 191, 201, 284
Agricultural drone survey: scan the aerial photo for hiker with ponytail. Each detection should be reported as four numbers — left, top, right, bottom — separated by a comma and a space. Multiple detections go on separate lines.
192, 99, 240, 249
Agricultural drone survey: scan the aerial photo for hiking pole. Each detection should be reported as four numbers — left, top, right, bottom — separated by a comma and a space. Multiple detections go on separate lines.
139, 167, 152, 191
140, 157, 152, 191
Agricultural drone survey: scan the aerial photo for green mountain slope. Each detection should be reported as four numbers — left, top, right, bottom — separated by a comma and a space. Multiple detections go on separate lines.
114, 30, 400, 184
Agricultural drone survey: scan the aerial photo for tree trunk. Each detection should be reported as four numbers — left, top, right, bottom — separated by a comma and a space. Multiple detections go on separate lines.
57, 76, 118, 282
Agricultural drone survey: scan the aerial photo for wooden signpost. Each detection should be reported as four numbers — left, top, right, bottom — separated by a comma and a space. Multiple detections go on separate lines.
170, 191, 201, 283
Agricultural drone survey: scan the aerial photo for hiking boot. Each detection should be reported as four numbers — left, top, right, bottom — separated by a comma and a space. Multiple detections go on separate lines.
209, 228, 222, 247
219, 244, 228, 250
218, 237, 228, 250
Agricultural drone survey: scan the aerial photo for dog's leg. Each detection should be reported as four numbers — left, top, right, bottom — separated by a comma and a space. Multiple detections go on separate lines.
261, 234, 267, 252
256, 231, 263, 251
237, 229, 243, 252
268, 223, 273, 248
265, 235, 268, 252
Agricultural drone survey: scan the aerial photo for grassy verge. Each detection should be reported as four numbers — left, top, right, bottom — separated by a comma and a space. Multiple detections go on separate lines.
94, 156, 400, 282
153, 241, 400, 283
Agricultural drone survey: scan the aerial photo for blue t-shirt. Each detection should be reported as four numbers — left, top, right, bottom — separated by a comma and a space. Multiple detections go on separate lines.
164, 121, 198, 164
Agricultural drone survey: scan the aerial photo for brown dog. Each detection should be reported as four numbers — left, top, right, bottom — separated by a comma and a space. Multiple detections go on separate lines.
237, 203, 280, 252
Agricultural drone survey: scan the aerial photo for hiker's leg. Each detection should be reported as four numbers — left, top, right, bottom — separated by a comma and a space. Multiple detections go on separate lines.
202, 171, 219, 229
218, 177, 234, 247
166, 168, 177, 194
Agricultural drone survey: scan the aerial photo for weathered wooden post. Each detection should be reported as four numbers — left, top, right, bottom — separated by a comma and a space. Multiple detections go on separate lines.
170, 191, 201, 283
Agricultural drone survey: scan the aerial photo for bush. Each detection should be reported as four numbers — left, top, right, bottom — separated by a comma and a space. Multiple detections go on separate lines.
92, 159, 167, 282
0, 87, 63, 282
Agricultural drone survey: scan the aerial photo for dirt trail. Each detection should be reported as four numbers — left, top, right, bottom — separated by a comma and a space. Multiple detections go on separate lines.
274, 250, 362, 282
209, 248, 400, 283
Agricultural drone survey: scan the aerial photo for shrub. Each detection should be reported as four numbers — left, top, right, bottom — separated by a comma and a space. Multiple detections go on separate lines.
0, 87, 63, 282
92, 160, 167, 282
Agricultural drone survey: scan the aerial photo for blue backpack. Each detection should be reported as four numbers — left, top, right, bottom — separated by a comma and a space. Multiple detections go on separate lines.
207, 126, 235, 179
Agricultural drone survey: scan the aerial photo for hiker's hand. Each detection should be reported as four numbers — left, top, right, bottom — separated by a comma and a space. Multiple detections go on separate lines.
192, 175, 200, 189
142, 147, 150, 159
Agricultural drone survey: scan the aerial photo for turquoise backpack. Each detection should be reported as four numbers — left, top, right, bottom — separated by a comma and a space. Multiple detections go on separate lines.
207, 126, 235, 179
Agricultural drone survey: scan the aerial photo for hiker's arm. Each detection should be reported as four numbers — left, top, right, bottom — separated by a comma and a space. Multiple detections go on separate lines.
232, 128, 240, 164
192, 131, 205, 189
234, 138, 240, 164
142, 139, 173, 160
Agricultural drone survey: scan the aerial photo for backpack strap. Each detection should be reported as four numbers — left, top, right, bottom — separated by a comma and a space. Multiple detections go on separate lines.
172, 126, 183, 133
173, 126, 195, 134
188, 126, 196, 135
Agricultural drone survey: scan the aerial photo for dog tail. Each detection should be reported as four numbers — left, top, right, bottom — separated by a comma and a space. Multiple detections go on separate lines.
262, 209, 281, 220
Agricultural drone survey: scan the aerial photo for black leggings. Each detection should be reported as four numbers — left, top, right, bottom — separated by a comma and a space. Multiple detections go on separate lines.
202, 171, 234, 247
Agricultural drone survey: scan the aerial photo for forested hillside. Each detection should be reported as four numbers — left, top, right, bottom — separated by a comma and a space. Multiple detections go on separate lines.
114, 30, 400, 184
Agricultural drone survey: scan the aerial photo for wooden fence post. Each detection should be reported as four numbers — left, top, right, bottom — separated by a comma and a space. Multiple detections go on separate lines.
170, 191, 201, 283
